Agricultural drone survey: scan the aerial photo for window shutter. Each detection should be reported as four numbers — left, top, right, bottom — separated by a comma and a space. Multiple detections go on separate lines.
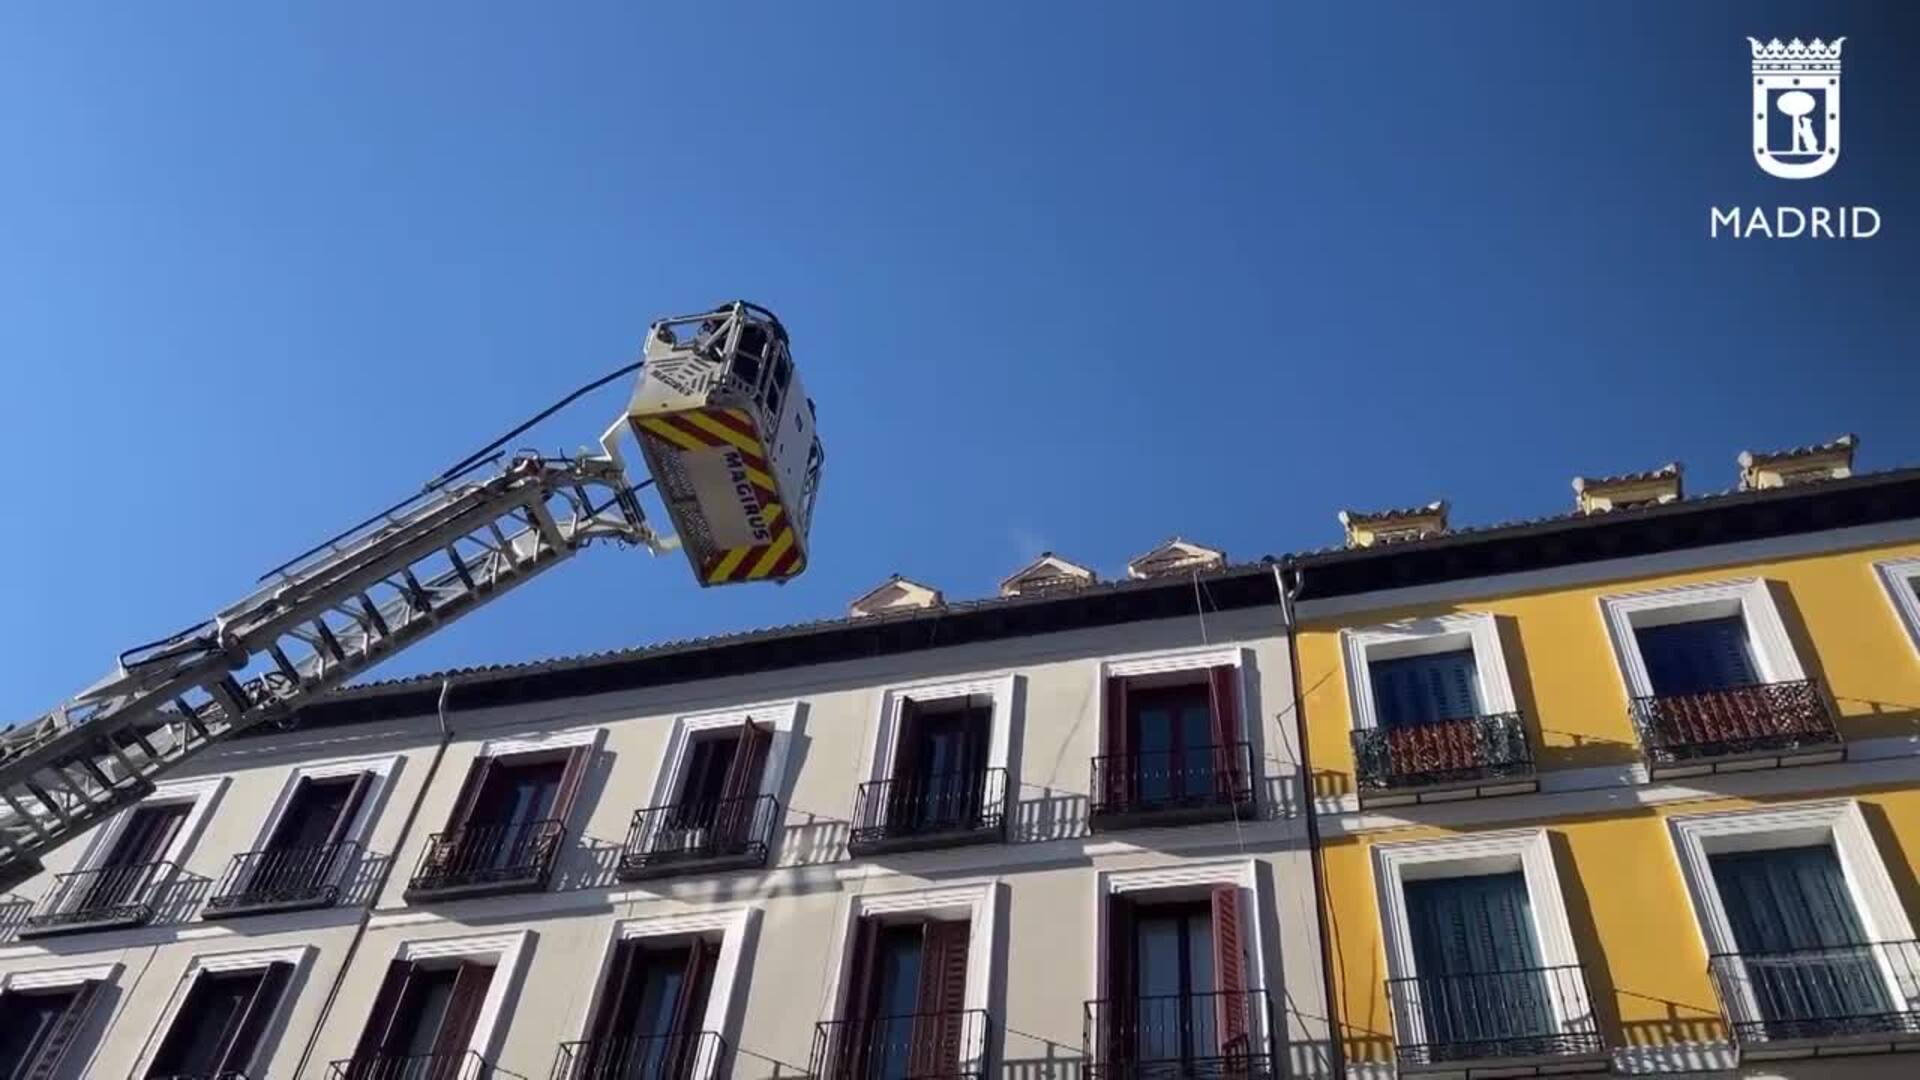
22, 980, 99, 1080
589, 939, 645, 1046
321, 772, 377, 848
832, 918, 883, 1080
1370, 651, 1480, 729
1102, 896, 1136, 1068
352, 959, 416, 1062
891, 699, 924, 784
722, 720, 772, 803
1710, 845, 1889, 1021
1637, 617, 1760, 696
1103, 677, 1132, 805
265, 777, 315, 851
1207, 666, 1246, 799
214, 961, 294, 1077
550, 746, 595, 828
445, 757, 498, 832
1211, 885, 1251, 1054
911, 920, 972, 1077
430, 961, 495, 1057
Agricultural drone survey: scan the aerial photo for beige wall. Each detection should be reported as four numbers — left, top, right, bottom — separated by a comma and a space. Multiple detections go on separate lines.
1, 605, 1333, 1079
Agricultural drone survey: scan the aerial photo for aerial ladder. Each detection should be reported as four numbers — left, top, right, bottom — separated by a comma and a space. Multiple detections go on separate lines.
0, 301, 824, 893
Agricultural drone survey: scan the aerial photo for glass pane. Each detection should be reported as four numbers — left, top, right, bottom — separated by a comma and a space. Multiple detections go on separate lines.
400, 971, 458, 1057
0, 990, 78, 1076
155, 971, 259, 1074
1135, 708, 1174, 803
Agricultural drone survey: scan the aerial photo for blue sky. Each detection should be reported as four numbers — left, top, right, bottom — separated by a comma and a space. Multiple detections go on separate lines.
2, 2, 1916, 721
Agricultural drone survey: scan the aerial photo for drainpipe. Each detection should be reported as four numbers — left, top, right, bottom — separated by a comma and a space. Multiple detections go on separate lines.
1275, 559, 1344, 1080
291, 678, 459, 1079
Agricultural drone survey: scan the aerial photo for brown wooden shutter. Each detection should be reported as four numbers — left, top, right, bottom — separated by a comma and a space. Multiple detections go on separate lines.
890, 700, 924, 783
265, 777, 315, 851
323, 772, 377, 847
1102, 896, 1135, 1069
1210, 884, 1251, 1056
215, 961, 295, 1076
22, 980, 100, 1080
1208, 666, 1247, 799
1103, 677, 1132, 806
715, 720, 772, 846
445, 756, 497, 833
550, 746, 595, 827
911, 920, 972, 1077
352, 959, 416, 1062
430, 961, 496, 1057
589, 939, 645, 1045
833, 917, 883, 1080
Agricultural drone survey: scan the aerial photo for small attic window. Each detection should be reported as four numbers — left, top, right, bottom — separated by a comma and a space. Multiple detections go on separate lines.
1000, 553, 1096, 597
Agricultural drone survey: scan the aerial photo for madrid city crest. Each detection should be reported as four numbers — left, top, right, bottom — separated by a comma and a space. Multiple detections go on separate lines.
1750, 36, 1843, 180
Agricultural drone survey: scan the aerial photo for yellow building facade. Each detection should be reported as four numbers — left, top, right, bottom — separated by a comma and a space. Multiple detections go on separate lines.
1291, 460, 1920, 1079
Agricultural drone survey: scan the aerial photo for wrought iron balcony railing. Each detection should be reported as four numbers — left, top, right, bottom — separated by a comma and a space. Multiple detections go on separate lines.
1709, 940, 1920, 1053
1089, 743, 1255, 830
404, 818, 564, 901
148, 1072, 254, 1079
618, 796, 777, 881
1630, 678, 1842, 776
18, 859, 177, 938
1384, 964, 1606, 1072
1084, 990, 1276, 1080
326, 1050, 494, 1080
550, 1030, 729, 1080
848, 767, 1008, 856
810, 1010, 991, 1080
204, 840, 359, 918
1351, 711, 1535, 805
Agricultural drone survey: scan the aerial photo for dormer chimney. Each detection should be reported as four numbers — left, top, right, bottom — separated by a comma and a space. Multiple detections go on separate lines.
1738, 434, 1857, 490
1571, 463, 1683, 515
1338, 502, 1449, 548
848, 575, 943, 618
1127, 538, 1226, 580
999, 552, 1096, 597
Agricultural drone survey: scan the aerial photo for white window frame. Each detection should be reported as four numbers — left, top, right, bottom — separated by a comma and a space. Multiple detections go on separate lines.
1098, 645, 1253, 743
1090, 857, 1269, 1051
389, 929, 534, 1065
1371, 829, 1596, 1055
248, 753, 402, 853
467, 727, 606, 831
1874, 556, 1920, 660
1339, 612, 1517, 731
822, 882, 1001, 1073
132, 944, 314, 1079
0, 960, 121, 1079
573, 906, 761, 1080
867, 674, 1018, 784
646, 700, 801, 810
75, 775, 227, 876
1598, 578, 1805, 700
1667, 800, 1919, 1029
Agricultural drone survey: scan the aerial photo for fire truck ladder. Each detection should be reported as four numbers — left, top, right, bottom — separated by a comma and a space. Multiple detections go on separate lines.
0, 450, 659, 893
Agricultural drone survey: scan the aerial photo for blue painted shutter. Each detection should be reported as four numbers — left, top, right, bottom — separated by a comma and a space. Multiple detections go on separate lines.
1370, 650, 1482, 729
1709, 845, 1890, 1023
1404, 873, 1551, 1044
1635, 616, 1760, 696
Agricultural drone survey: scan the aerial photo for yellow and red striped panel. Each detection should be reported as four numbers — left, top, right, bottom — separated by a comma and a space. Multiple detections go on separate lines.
633, 407, 805, 585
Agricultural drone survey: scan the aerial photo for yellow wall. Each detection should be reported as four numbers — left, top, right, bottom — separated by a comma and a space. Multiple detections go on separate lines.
1322, 785, 1920, 1063
1300, 538, 1920, 1062
1298, 539, 1920, 788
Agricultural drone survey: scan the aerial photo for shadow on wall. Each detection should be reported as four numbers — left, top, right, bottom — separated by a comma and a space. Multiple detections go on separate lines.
0, 894, 29, 943
1858, 800, 1920, 925
154, 872, 212, 926
774, 812, 852, 868
1547, 830, 1625, 1047
1772, 583, 1920, 742
339, 852, 391, 907
1011, 787, 1088, 844
1000, 1051, 1086, 1080
1500, 615, 1640, 773
1339, 1028, 1396, 1076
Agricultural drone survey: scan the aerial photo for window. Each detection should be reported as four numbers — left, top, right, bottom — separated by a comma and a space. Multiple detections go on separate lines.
625, 708, 792, 879
22, 802, 191, 937
1370, 650, 1482, 729
1874, 556, 1920, 660
1668, 801, 1920, 1051
1633, 616, 1760, 695
1372, 831, 1603, 1069
852, 691, 1005, 854
1093, 650, 1252, 827
569, 908, 757, 1080
0, 979, 103, 1079
145, 963, 293, 1079
353, 960, 496, 1071
1093, 861, 1264, 1079
210, 771, 375, 917
407, 733, 596, 900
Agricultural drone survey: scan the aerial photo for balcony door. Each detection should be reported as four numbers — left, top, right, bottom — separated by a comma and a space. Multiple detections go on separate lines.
1403, 872, 1554, 1051
889, 700, 990, 834
838, 917, 970, 1080
352, 959, 495, 1077
0, 982, 99, 1080
82, 801, 189, 911
247, 772, 371, 896
1104, 887, 1250, 1073
145, 963, 292, 1079
1709, 845, 1892, 1030
585, 939, 719, 1080
671, 721, 770, 850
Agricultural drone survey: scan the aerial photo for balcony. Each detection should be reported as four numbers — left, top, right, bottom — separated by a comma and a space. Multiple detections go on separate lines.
1709, 940, 1920, 1059
810, 1010, 991, 1080
551, 1031, 729, 1080
1385, 965, 1607, 1075
1084, 990, 1276, 1080
327, 1051, 494, 1079
618, 796, 777, 881
1089, 744, 1255, 831
1351, 711, 1536, 808
18, 859, 176, 938
848, 768, 1009, 857
203, 840, 359, 919
1630, 678, 1843, 778
404, 819, 564, 901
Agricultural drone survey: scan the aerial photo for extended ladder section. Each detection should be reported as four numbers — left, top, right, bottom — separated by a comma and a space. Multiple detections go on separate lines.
0, 453, 658, 892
